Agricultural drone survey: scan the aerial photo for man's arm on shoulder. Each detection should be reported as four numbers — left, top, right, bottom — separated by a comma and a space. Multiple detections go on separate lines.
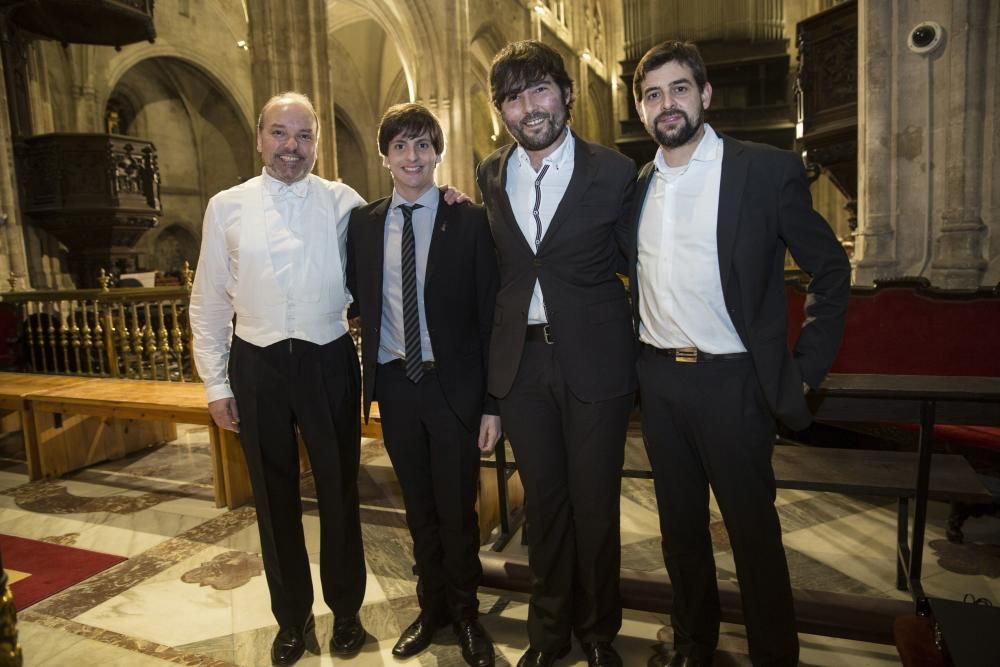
777, 152, 851, 388
189, 196, 237, 406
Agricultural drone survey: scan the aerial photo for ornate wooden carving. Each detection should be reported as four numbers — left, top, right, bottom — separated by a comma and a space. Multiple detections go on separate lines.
0, 0, 155, 49
15, 134, 162, 286
795, 0, 857, 228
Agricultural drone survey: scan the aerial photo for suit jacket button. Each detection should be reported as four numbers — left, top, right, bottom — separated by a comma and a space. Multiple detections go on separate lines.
533, 259, 542, 267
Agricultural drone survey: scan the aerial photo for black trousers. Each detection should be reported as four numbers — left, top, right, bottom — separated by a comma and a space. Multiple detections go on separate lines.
229, 334, 366, 628
638, 344, 798, 666
500, 339, 633, 651
375, 362, 482, 622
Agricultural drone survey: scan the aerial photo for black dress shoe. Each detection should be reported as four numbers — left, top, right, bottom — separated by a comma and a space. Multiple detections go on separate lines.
392, 615, 443, 657
270, 613, 316, 666
330, 614, 367, 656
581, 641, 622, 667
516, 645, 570, 667
652, 647, 713, 667
455, 619, 495, 666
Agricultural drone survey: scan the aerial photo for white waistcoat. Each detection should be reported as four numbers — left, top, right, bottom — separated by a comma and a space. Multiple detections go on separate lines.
231, 179, 349, 347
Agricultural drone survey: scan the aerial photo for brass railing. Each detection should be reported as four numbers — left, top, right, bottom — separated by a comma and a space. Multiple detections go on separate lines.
0, 268, 198, 382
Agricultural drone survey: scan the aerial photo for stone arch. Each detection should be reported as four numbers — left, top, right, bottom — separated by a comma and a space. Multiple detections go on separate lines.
584, 79, 613, 145
327, 0, 446, 104
105, 56, 255, 270
334, 109, 378, 199
469, 23, 509, 164
148, 223, 200, 277
102, 46, 253, 129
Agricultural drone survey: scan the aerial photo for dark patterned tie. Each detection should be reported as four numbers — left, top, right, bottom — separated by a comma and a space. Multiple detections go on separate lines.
399, 203, 424, 382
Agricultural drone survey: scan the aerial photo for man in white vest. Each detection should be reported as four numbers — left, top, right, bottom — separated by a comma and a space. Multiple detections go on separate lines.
190, 92, 369, 666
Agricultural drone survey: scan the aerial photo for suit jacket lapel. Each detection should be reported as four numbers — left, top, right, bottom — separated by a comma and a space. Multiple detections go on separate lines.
489, 143, 534, 254
540, 132, 595, 250
629, 160, 657, 330
717, 135, 748, 290
631, 160, 656, 258
371, 197, 391, 309
425, 191, 452, 282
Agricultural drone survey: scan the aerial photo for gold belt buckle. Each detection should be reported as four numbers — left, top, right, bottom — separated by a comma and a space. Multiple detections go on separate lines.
675, 347, 698, 363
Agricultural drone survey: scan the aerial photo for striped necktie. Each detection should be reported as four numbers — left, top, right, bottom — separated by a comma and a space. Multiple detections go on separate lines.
399, 203, 424, 382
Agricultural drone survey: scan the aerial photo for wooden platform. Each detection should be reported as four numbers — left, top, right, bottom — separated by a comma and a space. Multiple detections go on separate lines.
480, 551, 913, 645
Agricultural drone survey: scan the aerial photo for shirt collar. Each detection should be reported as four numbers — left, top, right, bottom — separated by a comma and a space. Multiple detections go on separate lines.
514, 126, 575, 171
390, 185, 439, 213
654, 123, 722, 174
262, 168, 309, 198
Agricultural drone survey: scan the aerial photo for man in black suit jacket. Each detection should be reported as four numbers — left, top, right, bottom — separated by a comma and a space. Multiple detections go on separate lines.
476, 41, 636, 667
629, 42, 851, 666
346, 103, 499, 667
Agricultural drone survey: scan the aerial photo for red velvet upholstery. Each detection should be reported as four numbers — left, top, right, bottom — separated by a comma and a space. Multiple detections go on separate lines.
786, 279, 1000, 452
786, 280, 1000, 376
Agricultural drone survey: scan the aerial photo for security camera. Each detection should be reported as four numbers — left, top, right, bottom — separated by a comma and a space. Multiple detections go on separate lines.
908, 21, 943, 54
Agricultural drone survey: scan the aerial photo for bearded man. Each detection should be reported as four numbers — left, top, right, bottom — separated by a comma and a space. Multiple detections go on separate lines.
629, 41, 850, 667
476, 41, 637, 667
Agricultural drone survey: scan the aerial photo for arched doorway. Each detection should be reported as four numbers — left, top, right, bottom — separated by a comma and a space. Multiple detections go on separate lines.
105, 57, 253, 270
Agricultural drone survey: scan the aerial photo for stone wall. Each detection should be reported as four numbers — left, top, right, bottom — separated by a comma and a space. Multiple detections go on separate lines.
855, 0, 998, 289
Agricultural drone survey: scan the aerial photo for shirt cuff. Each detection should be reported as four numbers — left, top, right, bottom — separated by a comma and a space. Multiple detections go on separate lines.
204, 383, 235, 404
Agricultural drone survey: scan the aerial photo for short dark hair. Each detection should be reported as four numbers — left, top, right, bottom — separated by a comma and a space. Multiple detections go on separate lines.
377, 103, 445, 157
489, 40, 573, 113
633, 40, 708, 103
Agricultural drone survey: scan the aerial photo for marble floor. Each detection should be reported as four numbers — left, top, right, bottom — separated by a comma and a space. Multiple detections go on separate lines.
1, 423, 998, 667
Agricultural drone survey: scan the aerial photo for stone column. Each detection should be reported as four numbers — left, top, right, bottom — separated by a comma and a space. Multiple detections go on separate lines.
930, 0, 988, 289
853, 0, 897, 285
70, 45, 101, 133
439, 0, 477, 198
245, 0, 338, 180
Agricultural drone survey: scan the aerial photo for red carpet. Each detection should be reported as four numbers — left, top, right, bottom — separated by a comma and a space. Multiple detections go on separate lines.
0, 534, 127, 610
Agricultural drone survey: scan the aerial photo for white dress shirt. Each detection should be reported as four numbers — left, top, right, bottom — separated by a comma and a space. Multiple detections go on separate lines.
190, 169, 366, 403
636, 124, 746, 353
378, 186, 438, 364
505, 128, 575, 324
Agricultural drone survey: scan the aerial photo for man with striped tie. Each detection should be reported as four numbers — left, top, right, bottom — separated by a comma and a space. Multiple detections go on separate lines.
346, 103, 500, 667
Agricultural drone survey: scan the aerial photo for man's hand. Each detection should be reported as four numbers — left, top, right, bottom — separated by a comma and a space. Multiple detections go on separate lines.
477, 414, 501, 453
439, 184, 470, 205
208, 397, 240, 433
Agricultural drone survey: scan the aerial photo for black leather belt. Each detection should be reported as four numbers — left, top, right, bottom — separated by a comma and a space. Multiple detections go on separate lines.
382, 359, 437, 371
641, 342, 749, 363
525, 324, 554, 344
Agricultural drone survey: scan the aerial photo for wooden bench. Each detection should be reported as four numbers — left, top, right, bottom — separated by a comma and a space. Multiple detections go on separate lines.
0, 372, 250, 509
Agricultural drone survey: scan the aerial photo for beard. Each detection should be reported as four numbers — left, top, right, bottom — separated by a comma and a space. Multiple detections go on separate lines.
267, 152, 314, 184
507, 109, 568, 152
652, 107, 702, 149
